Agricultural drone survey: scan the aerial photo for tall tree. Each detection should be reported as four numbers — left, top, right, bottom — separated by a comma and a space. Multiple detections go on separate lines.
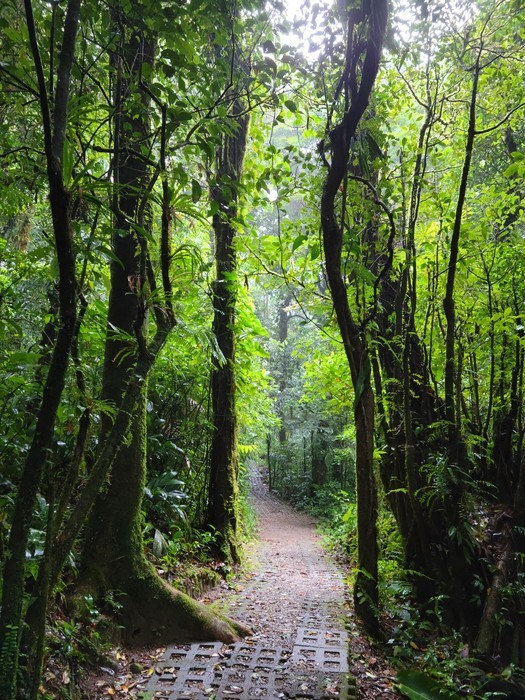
207, 48, 250, 563
0, 0, 80, 696
78, 2, 248, 644
207, 117, 250, 561
320, 0, 388, 633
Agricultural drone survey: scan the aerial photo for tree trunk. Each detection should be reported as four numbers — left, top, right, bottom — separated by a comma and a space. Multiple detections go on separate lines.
207, 90, 250, 563
319, 0, 387, 634
277, 292, 292, 444
78, 11, 248, 646
0, 1, 80, 696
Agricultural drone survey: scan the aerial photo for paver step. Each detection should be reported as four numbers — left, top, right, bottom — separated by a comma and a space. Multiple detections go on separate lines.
143, 639, 353, 699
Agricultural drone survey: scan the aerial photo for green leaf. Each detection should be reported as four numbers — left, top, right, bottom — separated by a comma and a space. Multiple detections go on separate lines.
264, 56, 277, 72
284, 99, 297, 113
292, 233, 307, 252
168, 108, 193, 123
396, 670, 462, 700
152, 529, 168, 558
262, 39, 277, 53
503, 162, 518, 178
191, 178, 202, 203
310, 242, 320, 260
161, 48, 187, 67
62, 138, 74, 186
342, 504, 356, 523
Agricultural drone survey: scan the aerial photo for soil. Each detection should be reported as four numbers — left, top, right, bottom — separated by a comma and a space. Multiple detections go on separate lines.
76, 468, 401, 698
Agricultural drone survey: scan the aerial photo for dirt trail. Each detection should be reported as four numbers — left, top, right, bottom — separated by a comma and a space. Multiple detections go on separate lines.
142, 468, 354, 698
88, 468, 399, 698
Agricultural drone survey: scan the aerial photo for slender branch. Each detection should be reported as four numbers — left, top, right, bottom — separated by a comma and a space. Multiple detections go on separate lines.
52, 0, 82, 166
474, 102, 525, 136
23, 0, 53, 163
0, 64, 39, 96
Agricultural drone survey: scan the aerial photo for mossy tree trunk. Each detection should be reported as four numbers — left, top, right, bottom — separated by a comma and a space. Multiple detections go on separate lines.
207, 88, 250, 564
78, 8, 248, 646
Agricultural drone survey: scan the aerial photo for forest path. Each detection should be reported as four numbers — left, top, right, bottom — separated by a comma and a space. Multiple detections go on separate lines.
143, 467, 355, 699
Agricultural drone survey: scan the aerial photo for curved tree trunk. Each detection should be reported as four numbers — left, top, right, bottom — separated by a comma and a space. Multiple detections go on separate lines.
80, 386, 247, 644
320, 0, 388, 634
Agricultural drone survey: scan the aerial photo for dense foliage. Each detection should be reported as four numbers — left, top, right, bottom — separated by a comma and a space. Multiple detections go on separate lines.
0, 0, 524, 697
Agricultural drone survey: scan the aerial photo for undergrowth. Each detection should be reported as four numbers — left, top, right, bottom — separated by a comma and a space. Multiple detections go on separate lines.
283, 481, 525, 699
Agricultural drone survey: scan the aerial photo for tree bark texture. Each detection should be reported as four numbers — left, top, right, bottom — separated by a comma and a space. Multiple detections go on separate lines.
79, 14, 248, 645
207, 94, 250, 563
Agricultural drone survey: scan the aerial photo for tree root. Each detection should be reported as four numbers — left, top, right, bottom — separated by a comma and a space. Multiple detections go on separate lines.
118, 567, 251, 645
73, 559, 251, 647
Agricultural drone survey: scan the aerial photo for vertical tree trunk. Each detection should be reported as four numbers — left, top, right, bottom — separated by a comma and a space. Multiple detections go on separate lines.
278, 292, 292, 444
207, 91, 250, 563
443, 50, 480, 479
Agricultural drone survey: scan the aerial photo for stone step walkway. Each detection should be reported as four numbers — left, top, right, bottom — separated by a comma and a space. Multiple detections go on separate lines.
144, 469, 354, 699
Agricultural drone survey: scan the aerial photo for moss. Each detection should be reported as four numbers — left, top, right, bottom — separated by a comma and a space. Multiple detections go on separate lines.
79, 351, 251, 647
170, 563, 221, 599
114, 563, 251, 645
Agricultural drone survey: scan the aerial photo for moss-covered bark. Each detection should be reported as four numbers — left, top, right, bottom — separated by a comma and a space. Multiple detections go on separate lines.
77, 12, 249, 645
80, 391, 249, 645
